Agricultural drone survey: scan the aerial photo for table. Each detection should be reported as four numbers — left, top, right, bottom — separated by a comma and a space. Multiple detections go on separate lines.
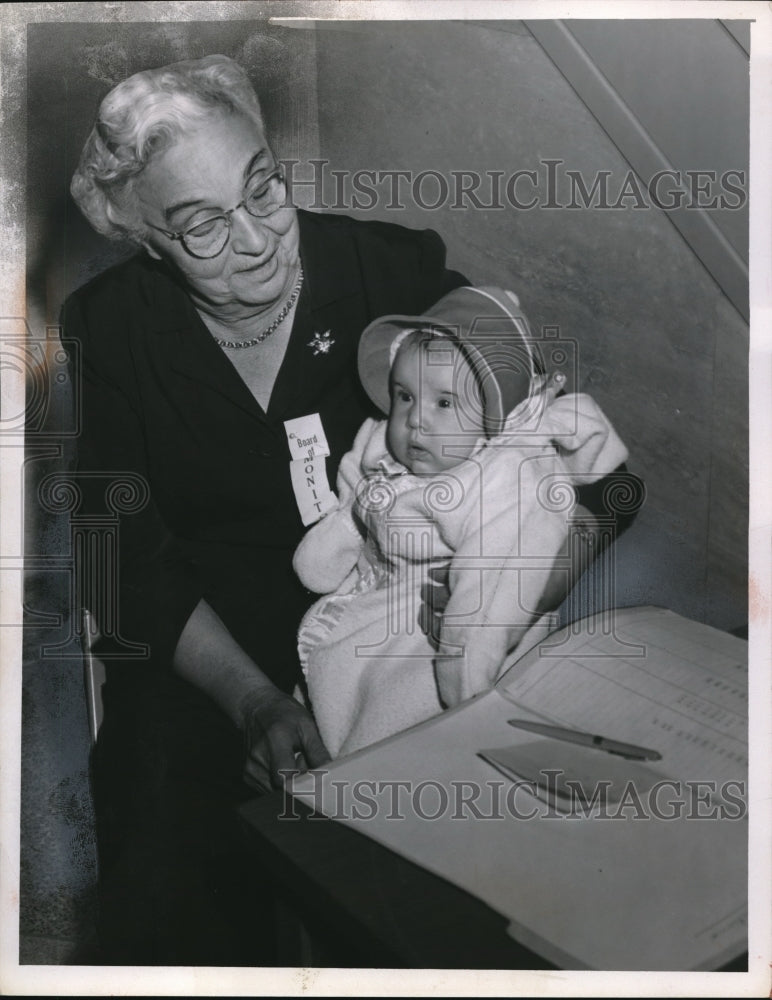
239, 792, 749, 971
239, 792, 554, 969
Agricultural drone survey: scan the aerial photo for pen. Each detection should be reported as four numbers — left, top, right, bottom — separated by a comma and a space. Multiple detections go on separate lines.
507, 719, 662, 761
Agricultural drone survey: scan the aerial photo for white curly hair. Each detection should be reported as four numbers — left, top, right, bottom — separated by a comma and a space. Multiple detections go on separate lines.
70, 54, 265, 244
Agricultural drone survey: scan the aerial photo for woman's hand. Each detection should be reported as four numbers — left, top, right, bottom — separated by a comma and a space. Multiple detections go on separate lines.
172, 599, 330, 793
240, 688, 331, 793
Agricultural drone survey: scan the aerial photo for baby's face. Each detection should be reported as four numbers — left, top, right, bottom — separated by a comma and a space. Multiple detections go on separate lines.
387, 339, 486, 474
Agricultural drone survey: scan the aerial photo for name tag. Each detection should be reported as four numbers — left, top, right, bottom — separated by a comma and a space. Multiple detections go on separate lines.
284, 413, 331, 460
284, 414, 336, 526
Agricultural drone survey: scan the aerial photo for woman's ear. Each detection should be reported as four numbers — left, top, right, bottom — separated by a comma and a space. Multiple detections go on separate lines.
141, 240, 162, 261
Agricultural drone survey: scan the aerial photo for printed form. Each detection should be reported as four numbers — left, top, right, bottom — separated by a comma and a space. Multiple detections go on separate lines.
290, 607, 748, 970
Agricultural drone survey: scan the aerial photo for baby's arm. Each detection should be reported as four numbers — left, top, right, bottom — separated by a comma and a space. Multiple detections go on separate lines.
292, 502, 364, 594
434, 454, 567, 707
292, 420, 376, 594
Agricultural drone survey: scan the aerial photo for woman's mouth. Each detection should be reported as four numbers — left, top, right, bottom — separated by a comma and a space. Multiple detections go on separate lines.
236, 252, 278, 276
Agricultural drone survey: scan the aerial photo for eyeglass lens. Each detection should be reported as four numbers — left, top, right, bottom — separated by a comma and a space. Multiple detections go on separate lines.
182, 173, 286, 258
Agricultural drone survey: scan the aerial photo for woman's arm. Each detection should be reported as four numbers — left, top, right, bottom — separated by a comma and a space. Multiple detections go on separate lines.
65, 291, 329, 788
173, 600, 329, 790
63, 293, 203, 666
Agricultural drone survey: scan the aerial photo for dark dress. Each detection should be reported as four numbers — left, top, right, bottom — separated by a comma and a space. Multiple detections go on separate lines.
63, 210, 468, 964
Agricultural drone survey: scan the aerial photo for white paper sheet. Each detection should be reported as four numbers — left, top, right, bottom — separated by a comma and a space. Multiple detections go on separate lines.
290, 607, 748, 970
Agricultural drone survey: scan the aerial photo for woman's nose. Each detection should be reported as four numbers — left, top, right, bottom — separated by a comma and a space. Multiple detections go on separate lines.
230, 207, 271, 254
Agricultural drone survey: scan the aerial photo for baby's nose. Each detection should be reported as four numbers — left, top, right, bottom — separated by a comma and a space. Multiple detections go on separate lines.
407, 403, 423, 429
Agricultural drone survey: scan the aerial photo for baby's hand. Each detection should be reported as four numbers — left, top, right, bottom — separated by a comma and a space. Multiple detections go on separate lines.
545, 370, 567, 403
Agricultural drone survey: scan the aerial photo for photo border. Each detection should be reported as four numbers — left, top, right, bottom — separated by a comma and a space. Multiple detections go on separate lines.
1, 2, 769, 996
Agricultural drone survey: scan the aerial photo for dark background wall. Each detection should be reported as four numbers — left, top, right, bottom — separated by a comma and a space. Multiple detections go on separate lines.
20, 16, 748, 961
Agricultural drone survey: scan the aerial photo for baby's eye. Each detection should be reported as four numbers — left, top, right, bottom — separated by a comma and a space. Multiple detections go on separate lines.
397, 389, 412, 403
437, 397, 454, 409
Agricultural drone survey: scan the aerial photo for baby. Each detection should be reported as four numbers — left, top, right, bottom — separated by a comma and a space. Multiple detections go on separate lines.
293, 286, 628, 757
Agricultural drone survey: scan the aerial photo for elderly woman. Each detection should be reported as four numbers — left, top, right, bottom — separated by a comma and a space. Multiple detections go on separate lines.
65, 54, 623, 964
65, 52, 472, 964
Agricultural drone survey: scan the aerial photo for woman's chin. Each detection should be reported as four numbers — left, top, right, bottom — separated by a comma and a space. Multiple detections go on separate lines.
230, 257, 295, 308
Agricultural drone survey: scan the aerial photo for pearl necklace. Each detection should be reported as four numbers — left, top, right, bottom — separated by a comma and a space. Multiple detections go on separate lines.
212, 263, 304, 349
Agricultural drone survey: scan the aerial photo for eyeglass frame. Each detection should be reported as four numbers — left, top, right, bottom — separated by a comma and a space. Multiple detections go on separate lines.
146, 168, 288, 260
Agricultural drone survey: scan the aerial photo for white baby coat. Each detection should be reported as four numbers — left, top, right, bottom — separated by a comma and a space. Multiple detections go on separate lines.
293, 391, 629, 757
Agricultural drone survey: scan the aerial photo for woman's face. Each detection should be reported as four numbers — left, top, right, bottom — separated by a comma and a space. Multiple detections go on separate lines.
134, 110, 300, 317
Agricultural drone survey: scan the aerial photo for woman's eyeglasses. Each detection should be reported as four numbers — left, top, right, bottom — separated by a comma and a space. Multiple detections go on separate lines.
149, 170, 288, 259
